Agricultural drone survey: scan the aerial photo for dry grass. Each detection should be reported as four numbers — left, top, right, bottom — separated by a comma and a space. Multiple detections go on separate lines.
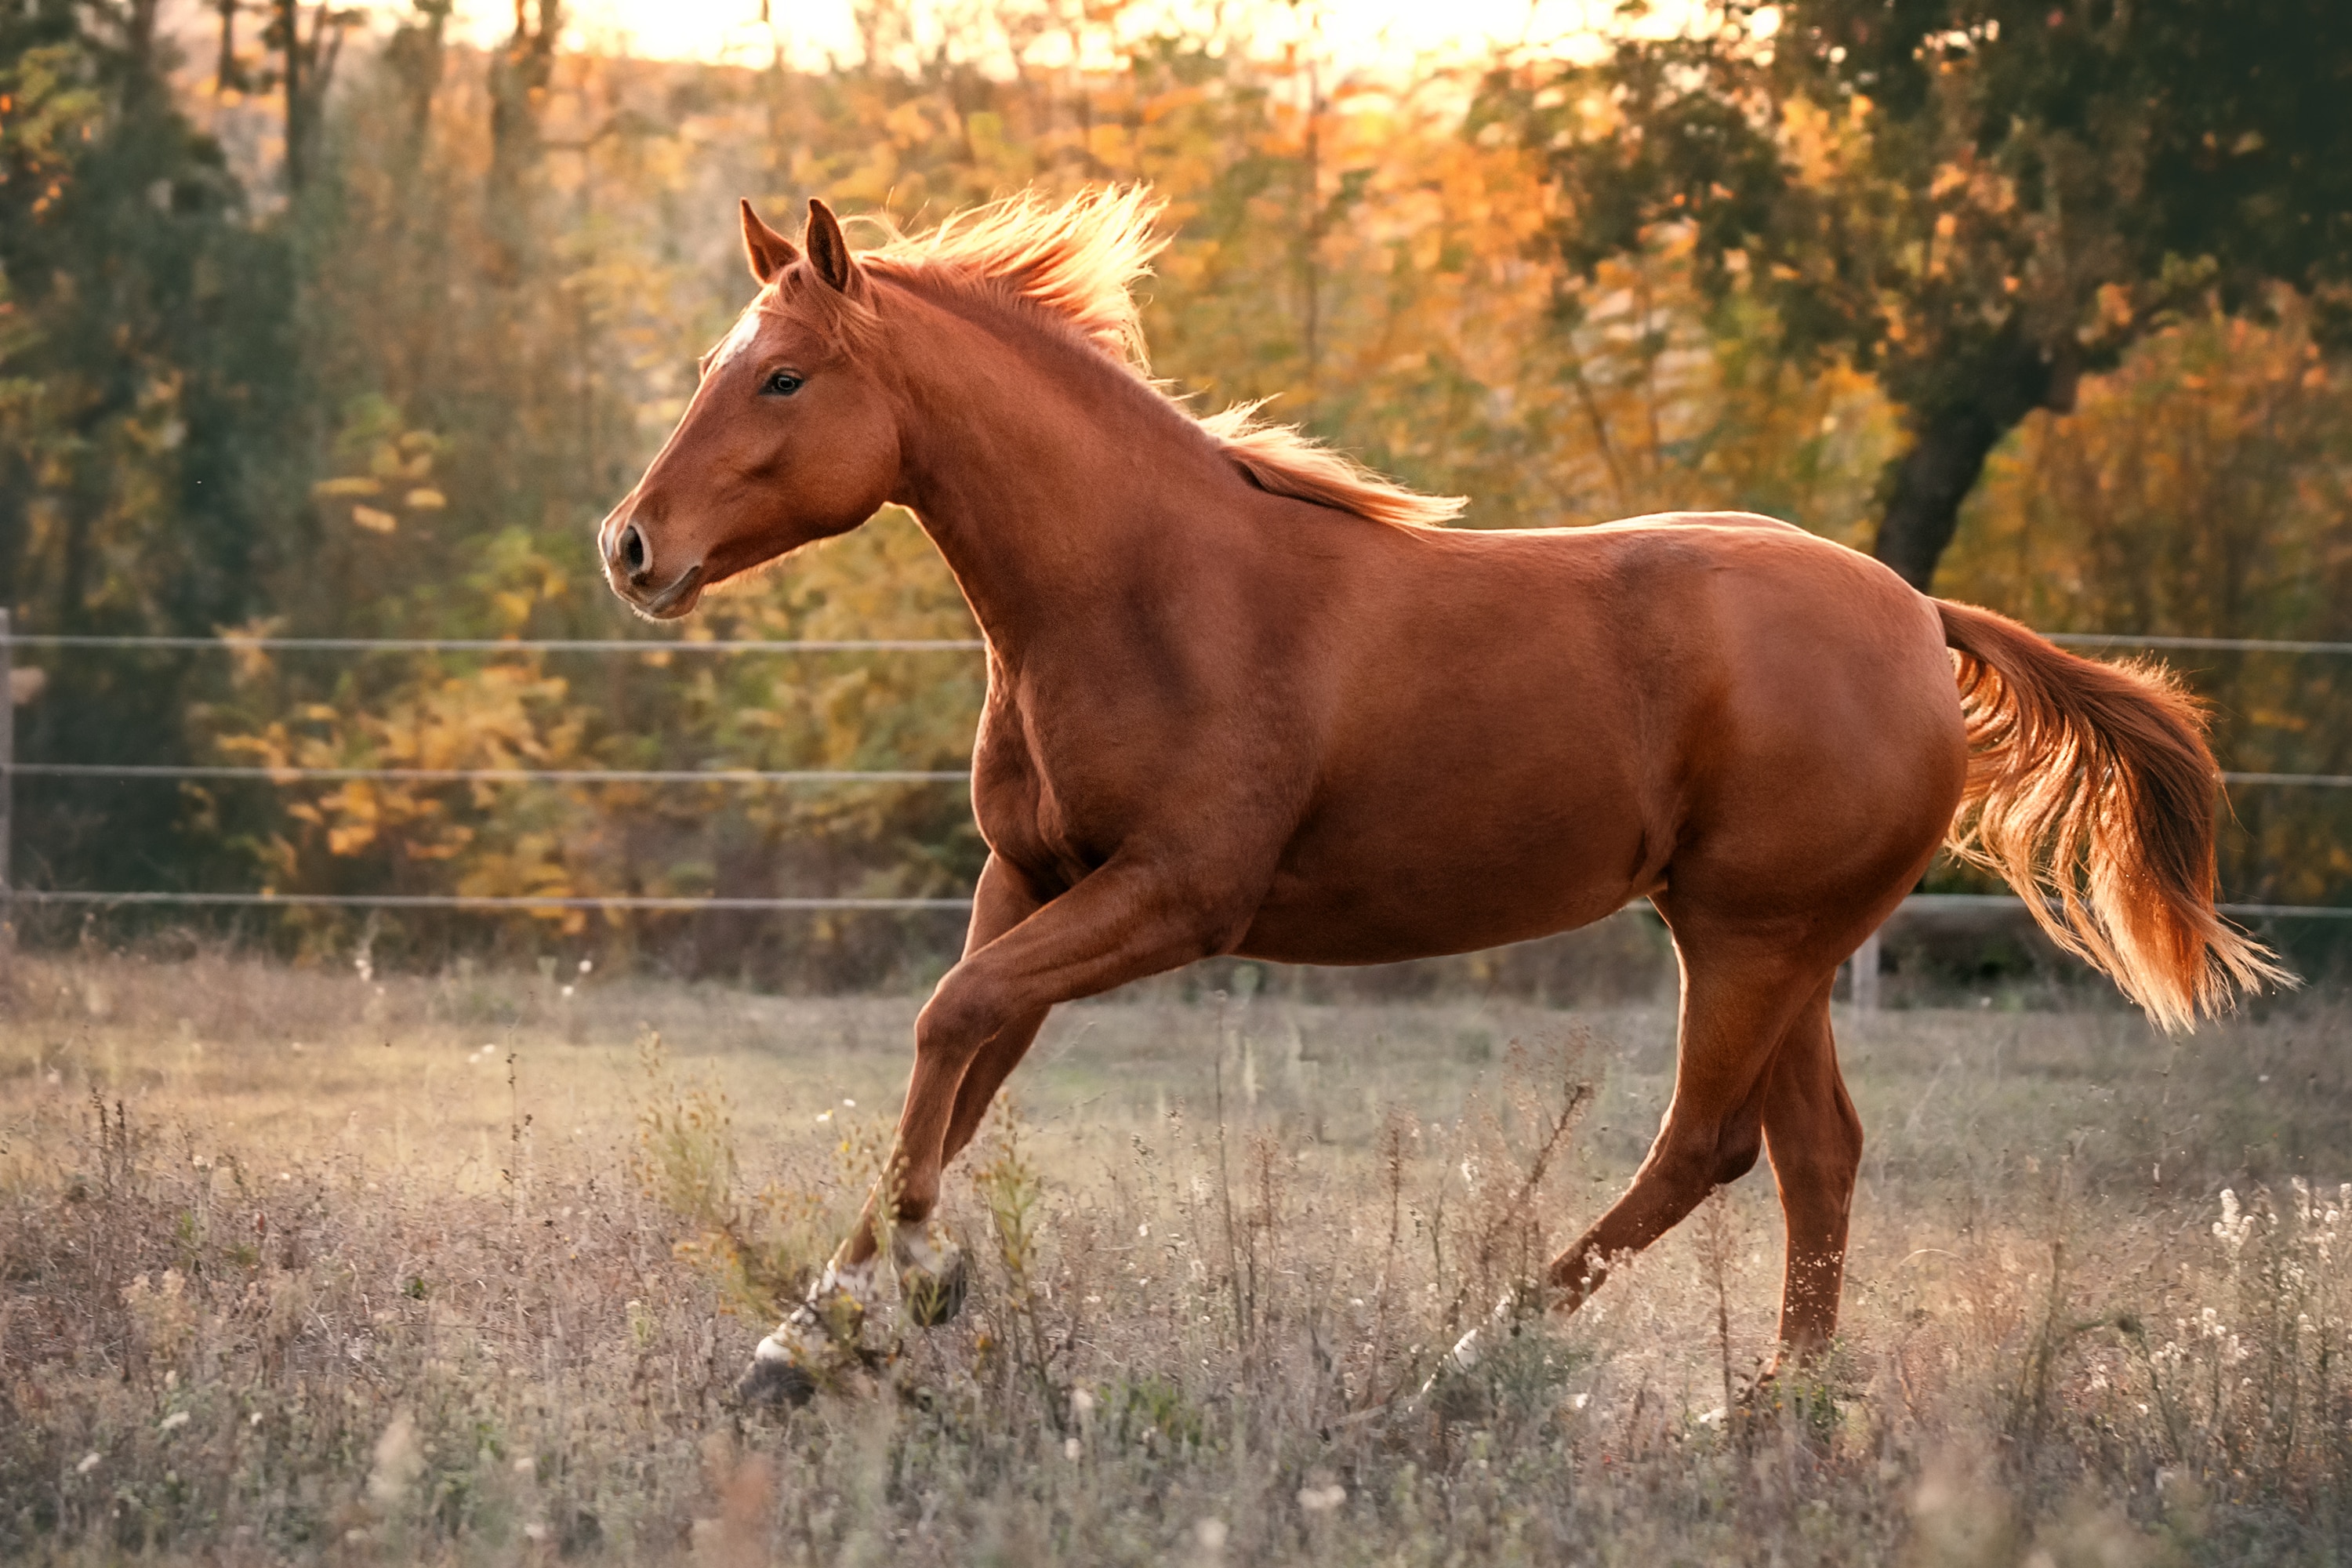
2, 948, 2350, 1565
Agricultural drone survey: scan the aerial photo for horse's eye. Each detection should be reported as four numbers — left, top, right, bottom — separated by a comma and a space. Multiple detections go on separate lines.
763, 370, 804, 397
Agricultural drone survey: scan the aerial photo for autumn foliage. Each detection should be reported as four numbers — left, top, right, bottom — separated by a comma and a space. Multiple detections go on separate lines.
2, 0, 2345, 975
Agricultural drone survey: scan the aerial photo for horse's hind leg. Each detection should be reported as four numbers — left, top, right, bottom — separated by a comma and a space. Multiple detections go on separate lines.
1759, 982, 1863, 1368
1548, 938, 1830, 1311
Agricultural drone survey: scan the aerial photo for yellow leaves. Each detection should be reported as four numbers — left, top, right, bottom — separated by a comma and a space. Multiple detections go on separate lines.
2096, 282, 2135, 332
327, 822, 376, 855
368, 438, 433, 481
320, 408, 448, 533
217, 616, 287, 684
212, 651, 598, 900
456, 834, 586, 929
1087, 122, 1131, 168
1137, 85, 1207, 125
883, 98, 937, 148
2249, 710, 2310, 734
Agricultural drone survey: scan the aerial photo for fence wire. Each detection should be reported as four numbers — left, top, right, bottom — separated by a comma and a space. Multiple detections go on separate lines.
2, 624, 2345, 919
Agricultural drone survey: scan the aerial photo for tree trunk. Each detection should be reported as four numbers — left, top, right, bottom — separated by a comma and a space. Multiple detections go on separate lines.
278, 0, 306, 191
387, 0, 452, 155
485, 0, 560, 279
213, 0, 239, 93
1871, 408, 2009, 590
1872, 340, 2058, 591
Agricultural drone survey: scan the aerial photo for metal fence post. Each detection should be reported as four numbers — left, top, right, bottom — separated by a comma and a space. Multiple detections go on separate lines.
1848, 927, 1881, 1012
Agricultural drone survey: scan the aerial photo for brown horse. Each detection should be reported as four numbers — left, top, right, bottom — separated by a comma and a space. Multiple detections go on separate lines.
599, 187, 2285, 1403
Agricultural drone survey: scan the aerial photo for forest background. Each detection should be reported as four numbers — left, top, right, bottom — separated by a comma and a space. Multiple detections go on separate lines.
2, 0, 2347, 988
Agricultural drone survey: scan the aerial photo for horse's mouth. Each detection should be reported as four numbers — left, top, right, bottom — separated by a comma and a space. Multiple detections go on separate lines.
631, 561, 706, 620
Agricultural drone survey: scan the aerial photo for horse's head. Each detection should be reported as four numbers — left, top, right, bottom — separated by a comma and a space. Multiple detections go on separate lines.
599, 198, 900, 619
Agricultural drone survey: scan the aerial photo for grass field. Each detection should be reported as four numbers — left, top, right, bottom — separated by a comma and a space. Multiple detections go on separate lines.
3, 947, 2349, 1565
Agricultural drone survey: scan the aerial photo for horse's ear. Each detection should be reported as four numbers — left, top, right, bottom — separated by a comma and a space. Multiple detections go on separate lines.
740, 198, 799, 285
804, 198, 858, 294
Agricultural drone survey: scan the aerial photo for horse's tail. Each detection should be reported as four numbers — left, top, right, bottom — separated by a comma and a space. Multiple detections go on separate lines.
1934, 599, 2292, 1031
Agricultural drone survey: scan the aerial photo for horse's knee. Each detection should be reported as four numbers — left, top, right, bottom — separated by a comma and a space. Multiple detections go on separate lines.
915, 970, 1004, 1061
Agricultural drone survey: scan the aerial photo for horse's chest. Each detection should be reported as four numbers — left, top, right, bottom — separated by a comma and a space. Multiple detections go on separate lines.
967, 694, 1123, 895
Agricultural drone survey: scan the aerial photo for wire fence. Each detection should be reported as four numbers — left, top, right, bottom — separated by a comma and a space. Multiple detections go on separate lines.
2, 634, 987, 654
5, 630, 2346, 655
3, 617, 2347, 923
12, 764, 971, 785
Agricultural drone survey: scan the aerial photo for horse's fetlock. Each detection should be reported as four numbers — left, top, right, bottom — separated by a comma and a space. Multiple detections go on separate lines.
894, 1218, 969, 1328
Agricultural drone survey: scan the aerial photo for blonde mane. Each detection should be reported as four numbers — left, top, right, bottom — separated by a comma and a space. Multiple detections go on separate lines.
862, 186, 1466, 531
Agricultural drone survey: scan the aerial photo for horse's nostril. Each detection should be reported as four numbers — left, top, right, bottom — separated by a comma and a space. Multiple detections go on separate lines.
617, 522, 650, 583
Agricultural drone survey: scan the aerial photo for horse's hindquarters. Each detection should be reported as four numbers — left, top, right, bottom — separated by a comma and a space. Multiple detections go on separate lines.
1651, 554, 1963, 955
1243, 520, 1965, 971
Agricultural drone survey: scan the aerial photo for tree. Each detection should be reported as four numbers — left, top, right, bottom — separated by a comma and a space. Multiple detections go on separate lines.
0, 0, 300, 892
1494, 0, 2352, 588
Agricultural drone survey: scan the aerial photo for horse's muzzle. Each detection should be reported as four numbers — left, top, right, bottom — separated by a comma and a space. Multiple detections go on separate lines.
601, 516, 705, 619
628, 561, 704, 619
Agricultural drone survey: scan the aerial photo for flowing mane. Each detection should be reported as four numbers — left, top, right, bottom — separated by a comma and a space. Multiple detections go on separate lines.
862, 187, 1467, 531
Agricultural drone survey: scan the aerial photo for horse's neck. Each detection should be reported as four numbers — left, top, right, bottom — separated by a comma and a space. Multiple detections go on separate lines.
884, 291, 1243, 655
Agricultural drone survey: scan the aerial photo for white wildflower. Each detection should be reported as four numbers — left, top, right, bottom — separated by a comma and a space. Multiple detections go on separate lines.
367, 1410, 425, 1506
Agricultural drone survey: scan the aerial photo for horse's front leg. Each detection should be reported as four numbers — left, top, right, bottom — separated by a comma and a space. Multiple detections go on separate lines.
834, 855, 1044, 1316
739, 851, 1254, 1403
837, 851, 1040, 1269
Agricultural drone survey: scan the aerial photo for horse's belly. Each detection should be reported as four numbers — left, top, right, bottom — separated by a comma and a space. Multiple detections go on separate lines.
1236, 807, 1651, 966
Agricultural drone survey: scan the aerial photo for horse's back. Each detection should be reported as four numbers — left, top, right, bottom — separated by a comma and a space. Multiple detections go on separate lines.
1584, 508, 1809, 537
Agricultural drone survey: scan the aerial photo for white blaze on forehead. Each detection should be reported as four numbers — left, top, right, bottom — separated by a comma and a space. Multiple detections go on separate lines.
711, 303, 767, 372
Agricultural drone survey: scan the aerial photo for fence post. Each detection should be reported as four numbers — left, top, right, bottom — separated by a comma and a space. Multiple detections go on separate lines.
1848, 927, 1881, 1012
1, 607, 12, 946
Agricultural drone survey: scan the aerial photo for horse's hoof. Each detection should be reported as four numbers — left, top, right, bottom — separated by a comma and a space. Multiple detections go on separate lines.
895, 1221, 967, 1328
811, 1263, 873, 1347
735, 1263, 882, 1406
731, 1339, 818, 1409
733, 1324, 823, 1407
